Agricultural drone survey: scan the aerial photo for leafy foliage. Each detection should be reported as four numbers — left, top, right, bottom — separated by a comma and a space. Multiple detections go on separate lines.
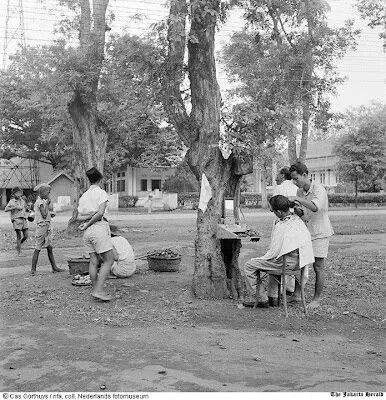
335, 103, 386, 194
0, 33, 182, 174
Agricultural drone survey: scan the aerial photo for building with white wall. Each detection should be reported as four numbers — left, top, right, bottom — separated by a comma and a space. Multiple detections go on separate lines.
305, 140, 339, 191
105, 166, 176, 198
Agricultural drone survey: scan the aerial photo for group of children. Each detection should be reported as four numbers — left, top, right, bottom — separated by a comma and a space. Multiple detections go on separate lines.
5, 167, 136, 299
242, 161, 334, 310
6, 161, 332, 306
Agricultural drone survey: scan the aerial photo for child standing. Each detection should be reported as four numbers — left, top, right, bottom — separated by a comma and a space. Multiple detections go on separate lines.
31, 183, 64, 276
77, 167, 114, 301
5, 187, 29, 254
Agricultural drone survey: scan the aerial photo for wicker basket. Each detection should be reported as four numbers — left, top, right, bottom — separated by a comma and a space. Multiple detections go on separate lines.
147, 255, 181, 272
68, 257, 90, 275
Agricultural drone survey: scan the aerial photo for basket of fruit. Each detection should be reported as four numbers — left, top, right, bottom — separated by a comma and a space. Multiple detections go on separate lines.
147, 249, 181, 272
68, 256, 90, 275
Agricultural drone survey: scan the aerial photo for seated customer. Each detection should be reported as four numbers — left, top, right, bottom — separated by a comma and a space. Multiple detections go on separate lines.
242, 195, 314, 308
110, 227, 136, 278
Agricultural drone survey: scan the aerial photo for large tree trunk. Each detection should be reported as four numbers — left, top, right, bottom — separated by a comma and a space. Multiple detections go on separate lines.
66, 0, 109, 230
165, 0, 252, 299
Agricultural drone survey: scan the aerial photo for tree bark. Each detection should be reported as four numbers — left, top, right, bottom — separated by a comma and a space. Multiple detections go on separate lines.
355, 177, 358, 208
299, 0, 314, 163
260, 167, 268, 209
67, 0, 109, 230
287, 124, 298, 164
164, 0, 252, 299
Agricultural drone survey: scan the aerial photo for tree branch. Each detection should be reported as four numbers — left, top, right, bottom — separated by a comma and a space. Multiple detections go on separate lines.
163, 0, 192, 147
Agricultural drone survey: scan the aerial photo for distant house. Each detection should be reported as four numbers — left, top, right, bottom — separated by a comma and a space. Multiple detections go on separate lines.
0, 157, 75, 209
46, 171, 76, 206
305, 140, 339, 191
105, 166, 176, 198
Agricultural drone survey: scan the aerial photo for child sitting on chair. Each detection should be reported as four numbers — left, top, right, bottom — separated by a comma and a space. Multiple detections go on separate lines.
242, 195, 314, 308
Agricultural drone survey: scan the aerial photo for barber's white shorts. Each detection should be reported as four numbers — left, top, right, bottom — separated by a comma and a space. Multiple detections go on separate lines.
312, 238, 330, 258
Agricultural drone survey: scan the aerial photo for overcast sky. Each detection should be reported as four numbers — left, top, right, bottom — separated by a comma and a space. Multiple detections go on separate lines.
1, 0, 385, 112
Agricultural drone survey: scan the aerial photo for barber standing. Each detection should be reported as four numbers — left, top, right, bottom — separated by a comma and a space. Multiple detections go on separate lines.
289, 162, 334, 309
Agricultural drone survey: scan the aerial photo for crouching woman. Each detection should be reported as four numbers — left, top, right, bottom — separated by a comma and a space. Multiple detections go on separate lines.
242, 195, 314, 308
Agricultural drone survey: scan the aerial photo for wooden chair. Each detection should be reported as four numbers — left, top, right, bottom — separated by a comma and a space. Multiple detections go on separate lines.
254, 252, 307, 317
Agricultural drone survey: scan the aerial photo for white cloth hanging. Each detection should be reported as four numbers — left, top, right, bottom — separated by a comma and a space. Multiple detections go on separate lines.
198, 173, 213, 212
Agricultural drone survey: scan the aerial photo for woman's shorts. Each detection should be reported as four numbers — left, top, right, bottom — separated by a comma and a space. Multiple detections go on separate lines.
312, 237, 330, 258
13, 218, 28, 231
111, 260, 136, 278
83, 221, 113, 255
35, 223, 51, 250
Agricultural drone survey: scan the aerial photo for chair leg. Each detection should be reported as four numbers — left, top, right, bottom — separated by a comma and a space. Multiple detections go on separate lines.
254, 271, 261, 308
300, 268, 307, 315
282, 273, 288, 318
277, 276, 281, 306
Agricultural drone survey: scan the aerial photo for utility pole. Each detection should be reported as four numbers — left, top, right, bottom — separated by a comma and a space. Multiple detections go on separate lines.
2, 0, 26, 69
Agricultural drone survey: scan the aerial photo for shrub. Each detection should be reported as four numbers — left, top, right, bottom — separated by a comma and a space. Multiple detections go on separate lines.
119, 195, 138, 208
241, 192, 261, 208
177, 192, 199, 209
328, 193, 386, 205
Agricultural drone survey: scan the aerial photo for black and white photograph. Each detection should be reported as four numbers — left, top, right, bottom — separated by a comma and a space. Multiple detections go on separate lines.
0, 0, 385, 396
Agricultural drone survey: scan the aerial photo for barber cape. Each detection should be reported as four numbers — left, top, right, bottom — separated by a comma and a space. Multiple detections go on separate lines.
259, 215, 314, 268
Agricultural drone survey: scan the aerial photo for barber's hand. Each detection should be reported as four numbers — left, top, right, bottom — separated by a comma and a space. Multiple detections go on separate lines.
288, 196, 297, 202
79, 222, 88, 231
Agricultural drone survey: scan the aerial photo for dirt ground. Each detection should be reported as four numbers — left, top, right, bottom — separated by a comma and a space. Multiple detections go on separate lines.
0, 210, 385, 392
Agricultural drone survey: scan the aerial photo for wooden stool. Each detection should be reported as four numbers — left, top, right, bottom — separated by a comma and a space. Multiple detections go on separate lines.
254, 253, 307, 317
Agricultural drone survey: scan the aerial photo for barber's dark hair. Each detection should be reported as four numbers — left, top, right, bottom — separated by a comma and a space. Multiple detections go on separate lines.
86, 167, 103, 184
269, 195, 295, 212
289, 162, 308, 175
279, 167, 292, 181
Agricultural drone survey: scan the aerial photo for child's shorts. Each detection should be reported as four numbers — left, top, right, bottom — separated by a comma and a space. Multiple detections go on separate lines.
35, 222, 52, 250
13, 217, 28, 231
83, 220, 113, 255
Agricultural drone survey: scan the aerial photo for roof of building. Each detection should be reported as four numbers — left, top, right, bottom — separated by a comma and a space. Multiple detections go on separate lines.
306, 140, 337, 159
46, 171, 74, 185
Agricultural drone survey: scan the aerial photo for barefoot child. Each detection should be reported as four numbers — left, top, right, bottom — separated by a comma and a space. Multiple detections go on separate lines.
5, 187, 29, 254
77, 167, 115, 301
31, 183, 64, 276
289, 162, 334, 309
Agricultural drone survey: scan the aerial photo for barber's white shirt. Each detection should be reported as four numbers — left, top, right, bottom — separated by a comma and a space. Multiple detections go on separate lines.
273, 180, 298, 197
78, 185, 109, 217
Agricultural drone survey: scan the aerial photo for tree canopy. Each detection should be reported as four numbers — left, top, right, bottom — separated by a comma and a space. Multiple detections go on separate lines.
335, 103, 386, 197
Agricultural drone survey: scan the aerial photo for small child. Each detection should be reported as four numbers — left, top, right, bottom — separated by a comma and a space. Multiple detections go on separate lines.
31, 183, 64, 276
5, 187, 29, 254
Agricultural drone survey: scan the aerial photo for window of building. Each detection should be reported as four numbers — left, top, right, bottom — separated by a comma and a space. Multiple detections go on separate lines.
116, 171, 126, 192
311, 173, 316, 181
140, 179, 148, 191
320, 172, 326, 185
117, 179, 126, 192
151, 179, 161, 190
